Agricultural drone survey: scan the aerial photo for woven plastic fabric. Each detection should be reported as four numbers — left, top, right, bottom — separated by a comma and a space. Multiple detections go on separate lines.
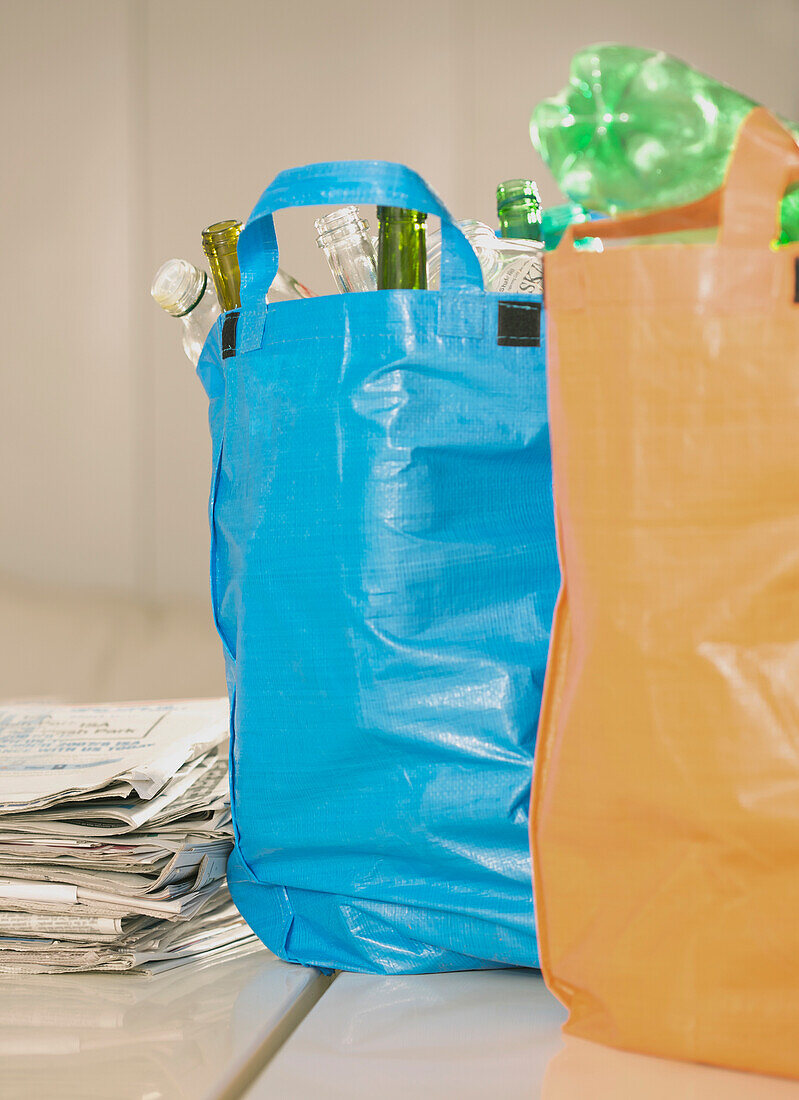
532, 110, 799, 1076
197, 160, 559, 973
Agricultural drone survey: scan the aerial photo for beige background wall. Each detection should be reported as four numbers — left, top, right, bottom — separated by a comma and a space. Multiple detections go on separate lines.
1, 0, 797, 698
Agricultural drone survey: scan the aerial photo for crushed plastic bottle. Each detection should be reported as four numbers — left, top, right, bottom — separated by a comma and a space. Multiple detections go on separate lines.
540, 203, 604, 252
531, 44, 799, 241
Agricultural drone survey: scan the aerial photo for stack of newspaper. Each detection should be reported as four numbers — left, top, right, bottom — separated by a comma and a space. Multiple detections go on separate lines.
0, 699, 261, 974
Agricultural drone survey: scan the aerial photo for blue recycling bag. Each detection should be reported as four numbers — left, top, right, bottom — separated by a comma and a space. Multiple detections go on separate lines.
197, 161, 559, 974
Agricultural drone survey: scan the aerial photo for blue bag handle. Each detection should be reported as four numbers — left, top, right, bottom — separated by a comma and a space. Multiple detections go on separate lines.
237, 160, 484, 353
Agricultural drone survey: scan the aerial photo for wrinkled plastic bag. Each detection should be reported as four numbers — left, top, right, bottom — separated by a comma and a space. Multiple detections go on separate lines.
532, 110, 799, 1077
198, 159, 560, 973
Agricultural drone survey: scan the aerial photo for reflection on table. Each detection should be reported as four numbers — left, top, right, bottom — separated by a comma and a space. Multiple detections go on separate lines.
250, 968, 567, 1098
0, 947, 319, 1100
543, 1034, 799, 1100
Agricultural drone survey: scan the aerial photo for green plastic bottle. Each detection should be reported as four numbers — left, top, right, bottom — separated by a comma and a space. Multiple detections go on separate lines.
540, 203, 599, 251
496, 179, 543, 241
531, 44, 799, 241
377, 207, 427, 290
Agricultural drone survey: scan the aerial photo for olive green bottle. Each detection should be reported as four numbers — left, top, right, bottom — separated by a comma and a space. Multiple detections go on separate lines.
377, 207, 427, 290
496, 179, 543, 241
201, 220, 243, 311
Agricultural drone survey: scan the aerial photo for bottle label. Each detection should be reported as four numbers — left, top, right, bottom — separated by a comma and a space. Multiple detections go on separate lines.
488, 255, 543, 295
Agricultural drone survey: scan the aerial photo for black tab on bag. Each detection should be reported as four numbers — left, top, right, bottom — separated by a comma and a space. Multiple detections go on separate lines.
794, 257, 799, 304
497, 300, 541, 347
222, 311, 240, 359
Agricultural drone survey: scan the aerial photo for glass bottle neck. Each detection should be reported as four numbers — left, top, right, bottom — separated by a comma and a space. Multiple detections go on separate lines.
202, 220, 242, 311
179, 281, 221, 366
377, 207, 427, 290
315, 207, 377, 293
497, 180, 542, 241
498, 202, 543, 240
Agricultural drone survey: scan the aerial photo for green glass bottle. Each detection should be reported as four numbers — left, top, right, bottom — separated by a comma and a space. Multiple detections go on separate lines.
201, 220, 243, 311
377, 207, 427, 290
496, 179, 543, 241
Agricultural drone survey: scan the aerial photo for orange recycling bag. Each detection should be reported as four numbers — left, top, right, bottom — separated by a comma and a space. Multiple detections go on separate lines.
531, 108, 799, 1079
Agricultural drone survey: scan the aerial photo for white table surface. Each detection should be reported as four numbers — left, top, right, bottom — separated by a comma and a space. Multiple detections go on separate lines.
247, 968, 567, 1099
248, 969, 799, 1100
0, 947, 326, 1100
4, 954, 799, 1099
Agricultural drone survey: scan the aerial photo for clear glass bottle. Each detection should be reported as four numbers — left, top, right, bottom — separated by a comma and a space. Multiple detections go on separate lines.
151, 259, 221, 366
427, 220, 543, 295
315, 206, 377, 293
496, 179, 543, 242
377, 206, 427, 290
271, 269, 315, 301
151, 255, 314, 365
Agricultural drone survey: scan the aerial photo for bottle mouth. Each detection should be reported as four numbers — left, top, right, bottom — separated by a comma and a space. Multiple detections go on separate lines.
377, 206, 428, 224
497, 179, 541, 210
314, 206, 370, 246
202, 220, 243, 257
151, 259, 207, 317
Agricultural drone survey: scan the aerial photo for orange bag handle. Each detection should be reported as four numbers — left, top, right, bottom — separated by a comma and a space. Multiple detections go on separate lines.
555, 108, 799, 252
